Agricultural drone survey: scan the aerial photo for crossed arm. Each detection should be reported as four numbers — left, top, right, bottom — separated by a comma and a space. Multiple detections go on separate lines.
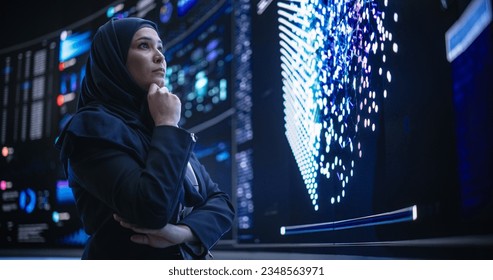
69, 126, 234, 253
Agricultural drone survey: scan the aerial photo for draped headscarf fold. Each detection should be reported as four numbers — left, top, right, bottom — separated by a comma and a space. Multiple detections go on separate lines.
56, 17, 158, 164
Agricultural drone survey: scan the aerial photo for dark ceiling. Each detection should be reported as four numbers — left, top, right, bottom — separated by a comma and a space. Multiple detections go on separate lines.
0, 0, 116, 50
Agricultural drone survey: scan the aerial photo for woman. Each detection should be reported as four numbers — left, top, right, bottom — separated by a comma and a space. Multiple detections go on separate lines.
55, 17, 235, 259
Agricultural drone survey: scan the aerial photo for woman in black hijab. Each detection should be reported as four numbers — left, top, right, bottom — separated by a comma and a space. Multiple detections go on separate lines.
55, 17, 235, 259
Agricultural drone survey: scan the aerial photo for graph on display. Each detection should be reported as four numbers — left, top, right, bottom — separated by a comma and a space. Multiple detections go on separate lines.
164, 1, 233, 128
278, 0, 398, 211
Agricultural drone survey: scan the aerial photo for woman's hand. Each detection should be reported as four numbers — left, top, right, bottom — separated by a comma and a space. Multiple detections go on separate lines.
147, 83, 181, 127
113, 214, 197, 248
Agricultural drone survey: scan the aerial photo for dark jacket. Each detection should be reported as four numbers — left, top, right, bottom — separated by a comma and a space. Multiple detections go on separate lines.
62, 124, 235, 259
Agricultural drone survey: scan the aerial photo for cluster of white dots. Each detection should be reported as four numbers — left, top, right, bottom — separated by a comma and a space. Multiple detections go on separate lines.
278, 0, 398, 210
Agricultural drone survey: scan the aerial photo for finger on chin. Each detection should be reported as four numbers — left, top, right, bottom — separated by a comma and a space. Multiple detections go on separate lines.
158, 86, 170, 94
148, 83, 159, 94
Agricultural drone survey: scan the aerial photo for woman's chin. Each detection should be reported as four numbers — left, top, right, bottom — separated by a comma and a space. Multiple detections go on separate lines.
145, 80, 165, 90
154, 79, 165, 88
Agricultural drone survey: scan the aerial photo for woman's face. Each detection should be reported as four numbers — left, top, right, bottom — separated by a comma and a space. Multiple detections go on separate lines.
126, 27, 166, 90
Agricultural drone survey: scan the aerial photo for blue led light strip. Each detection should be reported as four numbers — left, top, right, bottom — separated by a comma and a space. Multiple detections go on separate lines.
445, 0, 492, 62
280, 205, 417, 235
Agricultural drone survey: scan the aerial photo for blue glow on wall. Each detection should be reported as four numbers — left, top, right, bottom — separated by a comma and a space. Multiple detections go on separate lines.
278, 0, 398, 210
177, 0, 198, 16
56, 180, 75, 205
59, 31, 92, 63
58, 229, 89, 246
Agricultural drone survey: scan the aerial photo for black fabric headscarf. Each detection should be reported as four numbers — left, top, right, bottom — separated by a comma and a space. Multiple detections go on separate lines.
55, 17, 203, 211
55, 17, 158, 164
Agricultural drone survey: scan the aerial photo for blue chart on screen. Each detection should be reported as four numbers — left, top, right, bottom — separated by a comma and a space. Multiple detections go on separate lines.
19, 188, 36, 214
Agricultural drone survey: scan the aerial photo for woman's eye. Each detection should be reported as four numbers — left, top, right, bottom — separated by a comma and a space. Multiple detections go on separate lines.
139, 43, 149, 49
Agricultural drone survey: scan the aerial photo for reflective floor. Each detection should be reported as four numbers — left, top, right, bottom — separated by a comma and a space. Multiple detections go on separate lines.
1, 234, 492, 260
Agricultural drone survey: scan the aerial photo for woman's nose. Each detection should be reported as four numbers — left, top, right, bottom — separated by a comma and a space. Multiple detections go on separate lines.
154, 50, 164, 64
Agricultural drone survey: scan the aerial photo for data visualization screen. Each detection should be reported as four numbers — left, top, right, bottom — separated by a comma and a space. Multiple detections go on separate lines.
240, 0, 493, 246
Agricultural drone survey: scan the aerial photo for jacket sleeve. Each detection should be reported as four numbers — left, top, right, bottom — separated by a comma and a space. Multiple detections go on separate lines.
177, 157, 235, 255
67, 125, 195, 229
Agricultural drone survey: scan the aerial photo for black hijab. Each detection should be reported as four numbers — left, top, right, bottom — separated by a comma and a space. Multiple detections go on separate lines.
55, 17, 159, 165
55, 17, 204, 211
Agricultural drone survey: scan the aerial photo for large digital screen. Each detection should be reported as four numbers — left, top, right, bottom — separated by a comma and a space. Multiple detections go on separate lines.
161, 0, 235, 219
239, 0, 493, 256
0, 3, 111, 248
0, 33, 87, 247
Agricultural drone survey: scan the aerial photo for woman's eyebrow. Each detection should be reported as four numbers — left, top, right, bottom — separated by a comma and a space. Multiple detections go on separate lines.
136, 36, 163, 45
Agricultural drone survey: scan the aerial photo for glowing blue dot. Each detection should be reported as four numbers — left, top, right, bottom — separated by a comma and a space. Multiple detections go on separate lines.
52, 211, 60, 223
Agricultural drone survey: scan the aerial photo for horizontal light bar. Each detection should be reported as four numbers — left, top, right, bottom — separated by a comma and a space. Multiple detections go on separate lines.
445, 0, 492, 62
280, 205, 417, 235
